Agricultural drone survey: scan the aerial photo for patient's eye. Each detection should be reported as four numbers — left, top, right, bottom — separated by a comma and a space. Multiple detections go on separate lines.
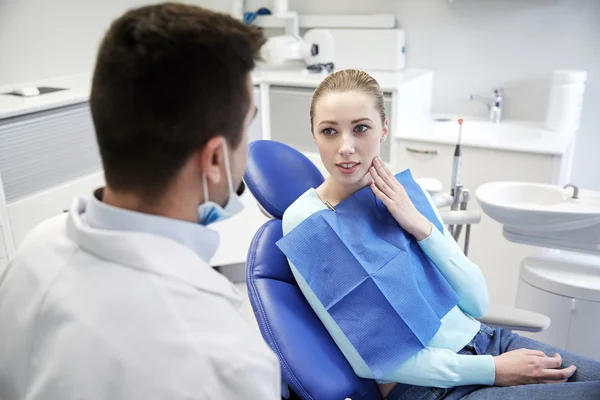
354, 125, 369, 133
322, 128, 336, 135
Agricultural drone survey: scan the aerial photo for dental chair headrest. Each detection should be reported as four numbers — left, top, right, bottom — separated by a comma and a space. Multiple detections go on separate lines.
244, 140, 325, 220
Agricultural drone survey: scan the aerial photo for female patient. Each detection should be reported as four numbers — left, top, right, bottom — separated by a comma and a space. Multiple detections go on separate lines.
281, 69, 600, 400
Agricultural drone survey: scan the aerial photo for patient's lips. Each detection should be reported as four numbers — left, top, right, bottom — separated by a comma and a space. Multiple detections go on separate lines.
336, 161, 359, 175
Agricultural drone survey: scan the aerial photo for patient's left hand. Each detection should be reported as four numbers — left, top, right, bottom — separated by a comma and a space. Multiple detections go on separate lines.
369, 157, 432, 241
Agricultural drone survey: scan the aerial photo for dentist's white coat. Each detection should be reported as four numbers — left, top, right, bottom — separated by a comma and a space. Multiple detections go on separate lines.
0, 197, 280, 400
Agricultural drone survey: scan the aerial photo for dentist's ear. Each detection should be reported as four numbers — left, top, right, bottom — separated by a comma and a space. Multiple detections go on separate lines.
199, 135, 225, 184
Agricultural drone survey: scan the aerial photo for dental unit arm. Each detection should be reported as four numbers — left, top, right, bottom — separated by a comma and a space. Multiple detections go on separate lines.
427, 118, 479, 256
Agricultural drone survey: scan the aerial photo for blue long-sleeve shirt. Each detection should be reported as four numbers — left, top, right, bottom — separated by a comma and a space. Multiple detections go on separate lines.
281, 186, 496, 388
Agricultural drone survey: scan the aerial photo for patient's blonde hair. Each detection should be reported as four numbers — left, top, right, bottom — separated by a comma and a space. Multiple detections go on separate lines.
310, 69, 386, 133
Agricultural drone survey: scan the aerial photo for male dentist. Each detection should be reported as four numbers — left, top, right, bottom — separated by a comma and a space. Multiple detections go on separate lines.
0, 3, 280, 399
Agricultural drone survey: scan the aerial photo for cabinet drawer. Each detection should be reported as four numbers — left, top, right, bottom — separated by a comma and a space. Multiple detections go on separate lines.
0, 103, 101, 202
394, 141, 455, 186
269, 86, 393, 161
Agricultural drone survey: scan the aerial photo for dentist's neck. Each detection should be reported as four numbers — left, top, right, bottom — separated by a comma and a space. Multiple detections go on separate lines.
101, 162, 204, 223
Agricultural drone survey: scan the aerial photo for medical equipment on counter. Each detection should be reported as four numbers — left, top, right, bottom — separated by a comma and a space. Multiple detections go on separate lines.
260, 29, 335, 72
243, 140, 550, 400
247, 2, 335, 72
476, 181, 600, 360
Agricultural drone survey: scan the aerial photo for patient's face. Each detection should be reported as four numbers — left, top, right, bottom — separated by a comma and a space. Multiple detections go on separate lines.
312, 90, 388, 188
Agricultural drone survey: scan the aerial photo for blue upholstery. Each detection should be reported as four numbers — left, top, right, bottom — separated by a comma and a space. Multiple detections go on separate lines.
244, 140, 325, 220
244, 140, 381, 399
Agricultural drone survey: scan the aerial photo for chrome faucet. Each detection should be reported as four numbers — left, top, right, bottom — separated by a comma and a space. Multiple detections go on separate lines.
469, 87, 503, 123
564, 183, 580, 199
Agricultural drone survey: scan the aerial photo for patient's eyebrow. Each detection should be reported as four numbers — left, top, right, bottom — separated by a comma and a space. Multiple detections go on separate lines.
318, 117, 373, 126
318, 120, 338, 126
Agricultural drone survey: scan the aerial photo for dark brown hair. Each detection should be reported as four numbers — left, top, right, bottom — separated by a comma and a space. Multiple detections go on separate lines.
90, 2, 264, 200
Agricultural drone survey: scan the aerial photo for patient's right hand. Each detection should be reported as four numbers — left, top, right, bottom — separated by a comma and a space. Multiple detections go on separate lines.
494, 349, 577, 386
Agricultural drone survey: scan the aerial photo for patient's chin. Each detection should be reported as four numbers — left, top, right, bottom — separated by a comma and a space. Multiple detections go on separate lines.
335, 170, 371, 188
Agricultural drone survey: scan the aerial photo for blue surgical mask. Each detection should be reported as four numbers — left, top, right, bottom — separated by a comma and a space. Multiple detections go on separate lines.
198, 141, 245, 225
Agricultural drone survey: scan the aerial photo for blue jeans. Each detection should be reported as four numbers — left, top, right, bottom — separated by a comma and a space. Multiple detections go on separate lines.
387, 324, 600, 400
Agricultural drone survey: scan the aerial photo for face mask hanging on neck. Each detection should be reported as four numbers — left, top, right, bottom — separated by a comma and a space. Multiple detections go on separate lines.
197, 141, 245, 225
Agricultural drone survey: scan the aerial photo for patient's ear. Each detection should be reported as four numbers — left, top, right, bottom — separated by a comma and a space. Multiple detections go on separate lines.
381, 118, 389, 142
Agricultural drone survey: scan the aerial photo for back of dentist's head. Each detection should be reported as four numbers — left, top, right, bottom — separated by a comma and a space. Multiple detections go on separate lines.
90, 2, 264, 206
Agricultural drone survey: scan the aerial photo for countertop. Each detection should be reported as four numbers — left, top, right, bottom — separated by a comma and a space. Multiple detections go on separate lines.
0, 68, 431, 120
251, 67, 431, 90
0, 73, 92, 120
396, 115, 574, 156
0, 70, 573, 155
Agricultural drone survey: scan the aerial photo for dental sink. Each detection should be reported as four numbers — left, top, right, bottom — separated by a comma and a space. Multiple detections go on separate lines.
476, 181, 600, 254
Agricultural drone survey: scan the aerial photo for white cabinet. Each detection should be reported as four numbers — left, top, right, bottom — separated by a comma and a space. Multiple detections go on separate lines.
0, 228, 7, 260
268, 85, 394, 162
247, 86, 262, 143
0, 220, 10, 271
0, 103, 104, 248
0, 103, 101, 203
0, 234, 7, 271
567, 299, 600, 360
517, 280, 600, 361
393, 138, 565, 307
516, 280, 573, 349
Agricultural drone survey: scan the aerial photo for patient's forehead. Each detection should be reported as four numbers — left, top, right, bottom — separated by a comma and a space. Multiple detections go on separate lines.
314, 91, 378, 124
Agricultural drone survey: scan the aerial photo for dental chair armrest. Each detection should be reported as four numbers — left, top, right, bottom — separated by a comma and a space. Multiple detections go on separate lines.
476, 304, 551, 333
430, 192, 453, 208
439, 210, 481, 226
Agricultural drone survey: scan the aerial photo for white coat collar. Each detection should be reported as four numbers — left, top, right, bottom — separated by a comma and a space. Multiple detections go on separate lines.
66, 195, 241, 303
86, 188, 219, 264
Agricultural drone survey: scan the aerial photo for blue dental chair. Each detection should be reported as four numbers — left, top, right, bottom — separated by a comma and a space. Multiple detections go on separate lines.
243, 140, 381, 400
243, 140, 551, 400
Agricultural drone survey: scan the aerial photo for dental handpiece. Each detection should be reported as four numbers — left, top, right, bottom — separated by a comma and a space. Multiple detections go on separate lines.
450, 118, 463, 209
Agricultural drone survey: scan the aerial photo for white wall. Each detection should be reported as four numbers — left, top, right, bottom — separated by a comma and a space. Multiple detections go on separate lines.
0, 0, 228, 84
391, 0, 600, 192
1, 0, 598, 189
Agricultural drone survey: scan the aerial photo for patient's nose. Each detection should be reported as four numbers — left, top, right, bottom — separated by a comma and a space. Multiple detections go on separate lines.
339, 133, 355, 155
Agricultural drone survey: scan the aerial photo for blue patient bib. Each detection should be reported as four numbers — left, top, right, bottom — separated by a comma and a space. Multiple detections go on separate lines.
276, 169, 459, 379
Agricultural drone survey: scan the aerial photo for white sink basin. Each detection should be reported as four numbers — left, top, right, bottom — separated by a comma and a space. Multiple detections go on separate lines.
476, 181, 600, 231
432, 119, 544, 144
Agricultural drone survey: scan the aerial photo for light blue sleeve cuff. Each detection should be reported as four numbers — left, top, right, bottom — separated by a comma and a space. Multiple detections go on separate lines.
417, 223, 456, 266
456, 354, 496, 386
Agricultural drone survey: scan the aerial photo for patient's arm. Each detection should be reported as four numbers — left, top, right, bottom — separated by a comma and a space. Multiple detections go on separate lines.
417, 188, 489, 318
376, 346, 495, 388
286, 257, 497, 389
